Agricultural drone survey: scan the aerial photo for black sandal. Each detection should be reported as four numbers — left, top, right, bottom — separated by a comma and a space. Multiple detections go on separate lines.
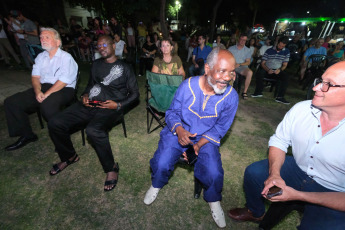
104, 162, 119, 192
49, 154, 79, 176
242, 92, 248, 100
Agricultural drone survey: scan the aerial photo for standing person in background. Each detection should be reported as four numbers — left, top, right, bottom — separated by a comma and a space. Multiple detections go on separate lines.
186, 34, 197, 62
126, 22, 135, 49
137, 21, 147, 49
11, 10, 40, 69
0, 14, 22, 68
138, 35, 157, 76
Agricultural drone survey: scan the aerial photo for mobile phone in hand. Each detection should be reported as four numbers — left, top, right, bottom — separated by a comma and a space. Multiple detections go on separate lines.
88, 100, 102, 107
186, 145, 198, 165
266, 185, 283, 199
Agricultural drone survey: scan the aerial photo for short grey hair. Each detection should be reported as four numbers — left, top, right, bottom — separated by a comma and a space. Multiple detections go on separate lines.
206, 47, 221, 69
40, 27, 62, 48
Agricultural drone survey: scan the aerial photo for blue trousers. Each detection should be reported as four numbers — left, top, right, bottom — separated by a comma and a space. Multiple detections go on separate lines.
150, 127, 224, 202
244, 156, 345, 230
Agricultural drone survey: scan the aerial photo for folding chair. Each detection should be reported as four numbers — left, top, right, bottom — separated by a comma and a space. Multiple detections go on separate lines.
26, 44, 44, 62
146, 71, 183, 134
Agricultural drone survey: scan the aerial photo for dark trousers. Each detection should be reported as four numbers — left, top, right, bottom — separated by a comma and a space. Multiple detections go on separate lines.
4, 84, 74, 138
243, 157, 345, 230
253, 67, 289, 98
139, 57, 154, 75
48, 102, 122, 173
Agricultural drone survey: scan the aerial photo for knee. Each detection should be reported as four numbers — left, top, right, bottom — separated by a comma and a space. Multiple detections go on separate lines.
85, 126, 107, 140
48, 116, 65, 132
244, 160, 268, 183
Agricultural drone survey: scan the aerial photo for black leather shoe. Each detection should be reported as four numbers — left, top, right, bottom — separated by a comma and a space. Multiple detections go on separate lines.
5, 135, 38, 151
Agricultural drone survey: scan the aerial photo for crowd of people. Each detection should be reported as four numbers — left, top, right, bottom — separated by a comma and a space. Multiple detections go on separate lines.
1, 9, 345, 230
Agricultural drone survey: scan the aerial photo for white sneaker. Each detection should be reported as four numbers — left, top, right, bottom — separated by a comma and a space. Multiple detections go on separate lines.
209, 201, 226, 228
144, 185, 161, 205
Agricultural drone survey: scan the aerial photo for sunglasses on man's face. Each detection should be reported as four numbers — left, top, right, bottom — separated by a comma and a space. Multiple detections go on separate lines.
97, 43, 108, 48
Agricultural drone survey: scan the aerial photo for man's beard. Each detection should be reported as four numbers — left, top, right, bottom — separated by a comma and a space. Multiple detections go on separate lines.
207, 75, 228, 94
41, 44, 52, 51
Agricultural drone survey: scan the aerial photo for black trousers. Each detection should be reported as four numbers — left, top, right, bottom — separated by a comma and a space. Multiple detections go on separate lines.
48, 102, 122, 173
139, 57, 154, 75
4, 84, 74, 138
253, 67, 289, 98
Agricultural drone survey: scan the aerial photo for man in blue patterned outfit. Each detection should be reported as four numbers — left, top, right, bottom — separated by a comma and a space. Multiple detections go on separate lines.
144, 48, 239, 228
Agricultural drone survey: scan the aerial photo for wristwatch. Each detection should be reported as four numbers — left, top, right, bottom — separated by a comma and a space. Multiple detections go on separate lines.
116, 102, 122, 111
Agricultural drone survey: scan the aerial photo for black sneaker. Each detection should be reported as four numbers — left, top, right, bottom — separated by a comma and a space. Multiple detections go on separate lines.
275, 97, 290, 105
251, 94, 263, 98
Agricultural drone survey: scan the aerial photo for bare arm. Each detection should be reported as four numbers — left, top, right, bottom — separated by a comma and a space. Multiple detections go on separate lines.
261, 146, 286, 195
44, 80, 67, 98
151, 65, 159, 73
268, 181, 345, 212
178, 66, 186, 79
32, 76, 45, 103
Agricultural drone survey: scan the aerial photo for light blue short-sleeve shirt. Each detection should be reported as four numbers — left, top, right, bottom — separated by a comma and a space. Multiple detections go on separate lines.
32, 48, 78, 88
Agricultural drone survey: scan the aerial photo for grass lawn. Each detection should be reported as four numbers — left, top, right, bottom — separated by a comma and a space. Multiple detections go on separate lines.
0, 57, 307, 229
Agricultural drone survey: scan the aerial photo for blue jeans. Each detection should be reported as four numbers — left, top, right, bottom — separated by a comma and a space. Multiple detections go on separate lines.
244, 156, 345, 230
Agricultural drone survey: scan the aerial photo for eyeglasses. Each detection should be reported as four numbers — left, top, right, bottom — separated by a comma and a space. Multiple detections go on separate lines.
215, 69, 236, 78
313, 78, 345, 92
97, 43, 108, 48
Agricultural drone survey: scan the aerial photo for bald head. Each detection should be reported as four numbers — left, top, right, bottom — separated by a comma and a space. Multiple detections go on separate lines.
323, 61, 345, 83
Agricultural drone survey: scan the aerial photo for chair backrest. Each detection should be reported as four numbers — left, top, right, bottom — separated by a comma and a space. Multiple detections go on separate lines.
307, 54, 327, 70
26, 44, 44, 61
146, 71, 183, 112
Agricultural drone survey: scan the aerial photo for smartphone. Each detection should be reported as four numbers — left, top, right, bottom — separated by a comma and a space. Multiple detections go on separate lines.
266, 185, 283, 199
186, 145, 198, 165
88, 100, 102, 107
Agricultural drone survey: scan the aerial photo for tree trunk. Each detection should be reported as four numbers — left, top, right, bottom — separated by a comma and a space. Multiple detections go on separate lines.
209, 0, 223, 42
252, 8, 257, 27
160, 0, 168, 38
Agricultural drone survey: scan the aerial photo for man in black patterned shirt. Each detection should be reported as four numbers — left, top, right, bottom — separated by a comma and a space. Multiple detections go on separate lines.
47, 35, 139, 191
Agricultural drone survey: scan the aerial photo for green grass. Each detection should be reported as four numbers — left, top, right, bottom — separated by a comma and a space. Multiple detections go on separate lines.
0, 60, 307, 229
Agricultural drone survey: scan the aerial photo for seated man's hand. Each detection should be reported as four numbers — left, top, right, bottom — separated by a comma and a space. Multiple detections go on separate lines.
97, 100, 117, 109
81, 95, 92, 107
268, 69, 274, 74
36, 91, 46, 103
235, 63, 240, 68
193, 142, 201, 155
265, 180, 298, 202
261, 174, 286, 197
274, 69, 281, 74
176, 126, 197, 146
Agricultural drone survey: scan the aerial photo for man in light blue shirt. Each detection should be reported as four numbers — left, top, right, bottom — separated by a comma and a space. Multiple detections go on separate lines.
228, 34, 253, 99
300, 38, 327, 80
4, 27, 78, 151
229, 61, 345, 229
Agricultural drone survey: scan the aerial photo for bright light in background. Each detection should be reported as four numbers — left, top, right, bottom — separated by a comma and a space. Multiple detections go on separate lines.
307, 11, 310, 14
284, 20, 288, 23
175, 0, 182, 21
302, 22, 306, 25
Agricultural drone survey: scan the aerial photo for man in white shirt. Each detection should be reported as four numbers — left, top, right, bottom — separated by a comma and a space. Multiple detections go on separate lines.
4, 27, 78, 151
228, 61, 345, 229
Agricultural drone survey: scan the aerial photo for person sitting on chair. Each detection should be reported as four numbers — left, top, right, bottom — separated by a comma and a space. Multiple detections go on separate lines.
228, 61, 345, 230
47, 35, 139, 192
144, 48, 239, 228
151, 38, 185, 78
4, 27, 78, 151
138, 35, 157, 76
